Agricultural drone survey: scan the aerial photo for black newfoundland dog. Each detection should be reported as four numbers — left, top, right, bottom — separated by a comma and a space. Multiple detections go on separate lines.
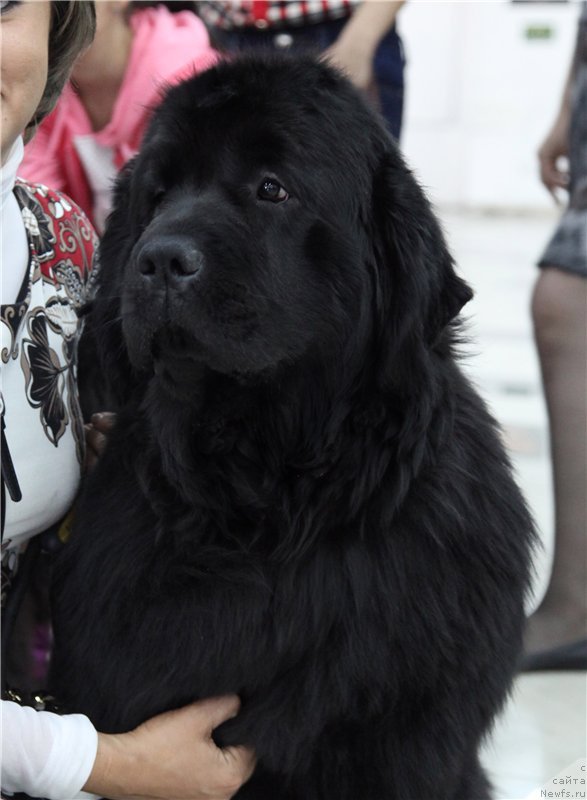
51, 55, 535, 799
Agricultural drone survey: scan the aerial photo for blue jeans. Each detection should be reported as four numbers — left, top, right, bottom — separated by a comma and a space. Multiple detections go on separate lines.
210, 16, 406, 141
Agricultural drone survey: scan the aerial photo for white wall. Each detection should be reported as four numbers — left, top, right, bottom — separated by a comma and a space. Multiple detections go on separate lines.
400, 1, 579, 210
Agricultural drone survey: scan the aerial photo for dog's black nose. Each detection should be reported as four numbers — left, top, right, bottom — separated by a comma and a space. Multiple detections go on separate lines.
137, 238, 204, 279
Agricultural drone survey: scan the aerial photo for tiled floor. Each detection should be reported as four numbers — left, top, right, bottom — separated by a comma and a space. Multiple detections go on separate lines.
439, 207, 586, 799
482, 673, 586, 800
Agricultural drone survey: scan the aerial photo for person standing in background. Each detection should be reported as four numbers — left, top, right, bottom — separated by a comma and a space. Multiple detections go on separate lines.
523, 2, 587, 672
197, 0, 406, 141
20, 1, 218, 233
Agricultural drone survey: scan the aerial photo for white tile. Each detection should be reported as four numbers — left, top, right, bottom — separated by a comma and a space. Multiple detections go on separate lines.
482, 674, 587, 800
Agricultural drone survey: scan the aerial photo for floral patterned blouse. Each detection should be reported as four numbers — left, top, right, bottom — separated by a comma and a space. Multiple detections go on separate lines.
1, 180, 97, 606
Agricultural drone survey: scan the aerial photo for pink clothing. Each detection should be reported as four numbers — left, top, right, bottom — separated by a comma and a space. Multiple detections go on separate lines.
21, 6, 218, 228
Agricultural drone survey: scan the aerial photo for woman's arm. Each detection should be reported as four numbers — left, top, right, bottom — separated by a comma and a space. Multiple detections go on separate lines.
323, 1, 405, 89
2, 697, 254, 800
2, 700, 98, 798
538, 26, 581, 200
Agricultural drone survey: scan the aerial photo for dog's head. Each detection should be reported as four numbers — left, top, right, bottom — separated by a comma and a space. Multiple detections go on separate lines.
91, 55, 471, 405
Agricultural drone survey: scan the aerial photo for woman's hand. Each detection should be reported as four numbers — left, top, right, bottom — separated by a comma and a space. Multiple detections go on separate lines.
84, 412, 116, 471
538, 109, 571, 203
83, 695, 256, 800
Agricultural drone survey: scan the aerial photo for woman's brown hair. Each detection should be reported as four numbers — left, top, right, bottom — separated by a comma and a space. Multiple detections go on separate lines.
25, 1, 96, 141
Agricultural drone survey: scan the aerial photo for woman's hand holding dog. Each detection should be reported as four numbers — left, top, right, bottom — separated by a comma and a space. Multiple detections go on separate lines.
83, 695, 255, 800
84, 412, 116, 471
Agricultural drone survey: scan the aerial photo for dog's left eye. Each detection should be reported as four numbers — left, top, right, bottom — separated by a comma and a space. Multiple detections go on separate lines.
257, 178, 289, 203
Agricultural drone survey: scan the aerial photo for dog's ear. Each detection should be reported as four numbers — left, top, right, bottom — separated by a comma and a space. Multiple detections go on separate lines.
78, 161, 141, 415
369, 152, 472, 364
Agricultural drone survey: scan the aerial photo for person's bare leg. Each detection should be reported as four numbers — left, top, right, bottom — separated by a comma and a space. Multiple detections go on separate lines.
525, 266, 587, 653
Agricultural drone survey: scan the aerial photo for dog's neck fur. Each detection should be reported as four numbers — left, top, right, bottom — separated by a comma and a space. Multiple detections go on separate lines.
126, 352, 451, 559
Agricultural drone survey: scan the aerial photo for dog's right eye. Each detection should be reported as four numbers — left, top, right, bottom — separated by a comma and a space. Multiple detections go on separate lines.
257, 178, 289, 203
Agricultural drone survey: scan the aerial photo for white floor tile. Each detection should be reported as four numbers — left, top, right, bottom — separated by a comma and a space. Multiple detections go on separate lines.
482, 673, 587, 800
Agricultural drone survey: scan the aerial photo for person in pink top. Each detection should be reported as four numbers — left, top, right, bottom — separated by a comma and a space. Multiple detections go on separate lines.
21, 1, 218, 232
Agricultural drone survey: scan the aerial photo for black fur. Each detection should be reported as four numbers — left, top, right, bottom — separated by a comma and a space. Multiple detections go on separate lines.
52, 55, 535, 800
